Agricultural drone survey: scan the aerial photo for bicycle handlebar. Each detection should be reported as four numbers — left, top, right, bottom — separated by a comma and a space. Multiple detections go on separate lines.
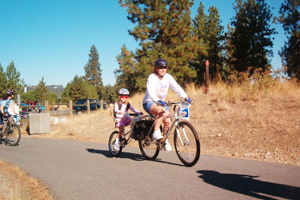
129, 113, 139, 116
157, 100, 191, 107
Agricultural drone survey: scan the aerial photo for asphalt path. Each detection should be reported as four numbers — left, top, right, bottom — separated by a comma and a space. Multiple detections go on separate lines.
0, 138, 299, 200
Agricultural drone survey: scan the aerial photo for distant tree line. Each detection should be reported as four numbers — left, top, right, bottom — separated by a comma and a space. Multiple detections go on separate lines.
1, 0, 299, 104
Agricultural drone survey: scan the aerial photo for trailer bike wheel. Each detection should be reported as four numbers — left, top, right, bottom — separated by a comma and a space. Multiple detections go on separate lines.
108, 131, 122, 157
6, 124, 21, 146
174, 121, 200, 167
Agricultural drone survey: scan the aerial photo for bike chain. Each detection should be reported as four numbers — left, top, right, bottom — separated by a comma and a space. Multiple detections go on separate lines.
157, 139, 165, 151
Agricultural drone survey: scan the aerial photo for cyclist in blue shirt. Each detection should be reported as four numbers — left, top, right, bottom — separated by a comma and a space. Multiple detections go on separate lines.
0, 89, 17, 131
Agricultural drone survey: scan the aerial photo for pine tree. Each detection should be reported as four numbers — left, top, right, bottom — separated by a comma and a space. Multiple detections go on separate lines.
102, 85, 117, 103
118, 0, 206, 91
34, 77, 48, 102
0, 64, 7, 97
61, 75, 98, 102
275, 0, 300, 80
192, 3, 224, 84
228, 0, 276, 74
47, 92, 59, 104
224, 24, 237, 80
115, 45, 138, 93
4, 61, 24, 94
206, 6, 224, 81
84, 45, 103, 98
192, 2, 208, 84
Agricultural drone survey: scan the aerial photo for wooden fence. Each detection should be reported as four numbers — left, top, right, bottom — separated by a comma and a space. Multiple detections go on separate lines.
19, 100, 105, 117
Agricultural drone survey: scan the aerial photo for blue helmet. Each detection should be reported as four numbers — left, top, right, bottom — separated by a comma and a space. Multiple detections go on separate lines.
154, 58, 168, 67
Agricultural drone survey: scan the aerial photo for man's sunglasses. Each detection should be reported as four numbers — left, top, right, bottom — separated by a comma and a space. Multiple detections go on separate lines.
120, 95, 128, 99
158, 66, 168, 69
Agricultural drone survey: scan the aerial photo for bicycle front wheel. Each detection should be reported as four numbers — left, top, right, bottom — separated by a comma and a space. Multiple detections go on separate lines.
6, 124, 21, 146
108, 131, 122, 157
139, 136, 159, 160
174, 121, 200, 167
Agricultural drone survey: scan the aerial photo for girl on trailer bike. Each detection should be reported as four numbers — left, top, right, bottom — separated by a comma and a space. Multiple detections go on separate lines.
0, 89, 17, 131
113, 88, 143, 151
142, 58, 191, 151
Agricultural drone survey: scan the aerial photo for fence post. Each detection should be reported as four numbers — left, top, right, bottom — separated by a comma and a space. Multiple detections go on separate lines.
69, 100, 73, 118
205, 60, 209, 94
87, 100, 90, 115
44, 100, 49, 113
100, 100, 103, 113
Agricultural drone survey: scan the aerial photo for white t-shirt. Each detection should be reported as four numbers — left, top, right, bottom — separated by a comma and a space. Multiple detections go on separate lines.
143, 73, 188, 104
114, 102, 140, 122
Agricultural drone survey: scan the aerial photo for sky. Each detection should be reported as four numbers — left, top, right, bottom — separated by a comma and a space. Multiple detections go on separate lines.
0, 0, 285, 88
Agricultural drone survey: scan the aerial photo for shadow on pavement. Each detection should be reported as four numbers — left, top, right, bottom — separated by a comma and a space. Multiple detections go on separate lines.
197, 170, 300, 200
86, 148, 183, 167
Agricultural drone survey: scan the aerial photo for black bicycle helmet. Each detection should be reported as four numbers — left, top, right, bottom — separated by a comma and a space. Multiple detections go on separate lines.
6, 89, 15, 96
154, 58, 168, 67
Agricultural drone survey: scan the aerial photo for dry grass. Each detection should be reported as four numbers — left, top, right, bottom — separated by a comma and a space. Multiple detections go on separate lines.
0, 160, 54, 200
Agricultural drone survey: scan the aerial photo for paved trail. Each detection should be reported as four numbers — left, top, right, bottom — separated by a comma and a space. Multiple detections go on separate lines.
0, 138, 299, 200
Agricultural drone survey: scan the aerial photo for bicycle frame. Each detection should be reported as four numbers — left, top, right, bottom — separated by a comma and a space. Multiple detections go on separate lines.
119, 113, 141, 147
138, 101, 191, 149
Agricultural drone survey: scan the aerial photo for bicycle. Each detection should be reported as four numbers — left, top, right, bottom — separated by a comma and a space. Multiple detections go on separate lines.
108, 113, 142, 157
0, 114, 21, 146
108, 101, 200, 167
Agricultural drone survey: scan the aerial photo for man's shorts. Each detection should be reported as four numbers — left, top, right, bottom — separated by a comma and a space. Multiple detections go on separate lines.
143, 101, 170, 115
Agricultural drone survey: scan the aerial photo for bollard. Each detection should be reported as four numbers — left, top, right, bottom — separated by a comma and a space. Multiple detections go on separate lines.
205, 60, 209, 94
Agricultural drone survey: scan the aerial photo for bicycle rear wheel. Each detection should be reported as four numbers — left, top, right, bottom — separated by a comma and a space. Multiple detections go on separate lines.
174, 121, 200, 167
139, 136, 159, 160
6, 124, 21, 146
108, 131, 122, 157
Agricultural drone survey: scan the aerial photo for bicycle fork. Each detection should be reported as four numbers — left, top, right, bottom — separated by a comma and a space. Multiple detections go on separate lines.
175, 122, 190, 146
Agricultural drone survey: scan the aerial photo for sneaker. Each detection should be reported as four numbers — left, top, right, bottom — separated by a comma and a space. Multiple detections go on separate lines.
164, 139, 172, 151
152, 130, 163, 140
113, 141, 119, 151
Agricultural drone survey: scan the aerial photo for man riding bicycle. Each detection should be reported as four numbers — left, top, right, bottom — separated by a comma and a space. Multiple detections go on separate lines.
142, 59, 191, 151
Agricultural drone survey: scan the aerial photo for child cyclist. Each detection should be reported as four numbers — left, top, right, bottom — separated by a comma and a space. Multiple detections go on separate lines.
113, 88, 143, 150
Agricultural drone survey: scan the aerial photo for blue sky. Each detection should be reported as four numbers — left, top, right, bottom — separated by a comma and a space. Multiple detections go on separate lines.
0, 0, 285, 87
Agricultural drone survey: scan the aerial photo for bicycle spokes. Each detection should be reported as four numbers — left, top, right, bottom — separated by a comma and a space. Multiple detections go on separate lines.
174, 121, 200, 167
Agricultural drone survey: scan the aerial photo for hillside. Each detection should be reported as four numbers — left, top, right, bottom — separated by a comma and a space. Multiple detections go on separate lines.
27, 85, 64, 97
